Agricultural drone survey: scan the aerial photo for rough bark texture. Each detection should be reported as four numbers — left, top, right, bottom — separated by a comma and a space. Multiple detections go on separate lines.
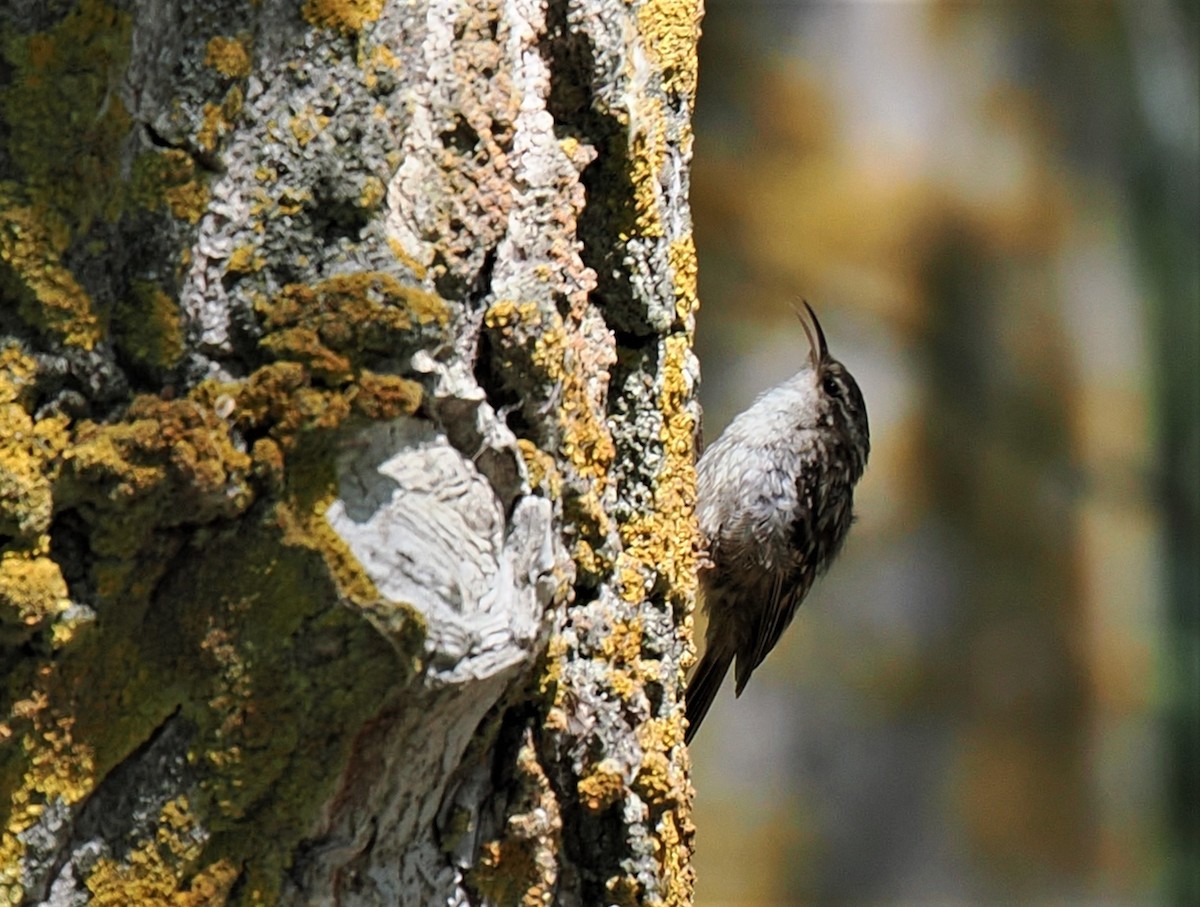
0, 1, 702, 904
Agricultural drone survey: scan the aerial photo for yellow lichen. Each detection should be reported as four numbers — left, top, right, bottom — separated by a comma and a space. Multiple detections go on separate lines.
0, 346, 37, 405
602, 614, 665, 702
49, 607, 93, 650
84, 797, 237, 906
468, 736, 560, 907
633, 750, 674, 807
282, 486, 382, 605
571, 538, 609, 585
577, 759, 626, 812
205, 35, 252, 79
195, 621, 254, 815
618, 332, 699, 615
502, 303, 615, 551
627, 117, 669, 240
359, 175, 386, 209
637, 716, 686, 755
289, 109, 330, 148
0, 553, 69, 628
363, 44, 400, 90
604, 874, 642, 907
530, 319, 567, 379
538, 634, 569, 699
197, 100, 228, 153
301, 0, 386, 33
637, 0, 703, 101
0, 687, 97, 899
263, 273, 447, 330
616, 558, 648, 603
633, 721, 692, 850
368, 43, 399, 71
471, 833, 554, 907
652, 810, 694, 907
350, 371, 423, 421
130, 149, 210, 224
386, 238, 429, 279
0, 350, 73, 648
264, 326, 354, 383
0, 370, 59, 542
601, 618, 644, 665
300, 508, 398, 619
226, 244, 265, 275
59, 396, 255, 558
668, 234, 699, 321
607, 668, 638, 701
484, 300, 544, 336
254, 273, 448, 398
0, 196, 104, 350
518, 439, 562, 499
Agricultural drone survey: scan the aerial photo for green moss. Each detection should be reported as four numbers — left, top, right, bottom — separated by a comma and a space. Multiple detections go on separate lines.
0, 0, 134, 351
112, 280, 186, 373
0, 0, 133, 235
2, 499, 414, 903
3, 448, 424, 900
139, 508, 412, 901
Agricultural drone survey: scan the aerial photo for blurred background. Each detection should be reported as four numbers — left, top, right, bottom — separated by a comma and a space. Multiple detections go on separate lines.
687, 2, 1198, 905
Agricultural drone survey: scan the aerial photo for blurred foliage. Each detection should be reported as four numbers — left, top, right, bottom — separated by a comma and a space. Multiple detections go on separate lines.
690, 2, 1197, 905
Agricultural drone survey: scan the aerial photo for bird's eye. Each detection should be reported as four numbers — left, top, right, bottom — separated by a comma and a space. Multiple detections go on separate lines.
822, 373, 841, 397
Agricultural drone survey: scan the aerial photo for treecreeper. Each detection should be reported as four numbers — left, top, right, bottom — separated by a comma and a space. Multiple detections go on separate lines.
686, 303, 871, 744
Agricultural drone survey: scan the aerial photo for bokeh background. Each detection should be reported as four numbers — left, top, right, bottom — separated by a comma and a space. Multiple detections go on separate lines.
687, 2, 1198, 905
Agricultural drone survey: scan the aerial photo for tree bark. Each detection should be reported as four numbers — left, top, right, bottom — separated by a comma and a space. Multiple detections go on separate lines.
0, 1, 703, 904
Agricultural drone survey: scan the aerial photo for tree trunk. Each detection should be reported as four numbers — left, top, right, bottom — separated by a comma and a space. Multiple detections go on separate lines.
0, 1, 703, 904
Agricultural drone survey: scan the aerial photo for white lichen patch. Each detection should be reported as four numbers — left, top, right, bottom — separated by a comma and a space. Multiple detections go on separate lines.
326, 416, 555, 684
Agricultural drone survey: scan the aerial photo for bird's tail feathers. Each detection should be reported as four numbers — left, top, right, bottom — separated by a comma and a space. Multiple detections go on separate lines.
684, 648, 733, 744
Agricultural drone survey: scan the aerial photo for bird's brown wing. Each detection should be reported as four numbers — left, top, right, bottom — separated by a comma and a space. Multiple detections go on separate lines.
733, 568, 810, 696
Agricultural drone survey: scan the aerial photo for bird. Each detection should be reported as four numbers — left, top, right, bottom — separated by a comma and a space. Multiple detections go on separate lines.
685, 302, 870, 744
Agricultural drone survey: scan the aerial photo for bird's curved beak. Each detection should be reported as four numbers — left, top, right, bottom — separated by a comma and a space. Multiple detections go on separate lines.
793, 300, 828, 371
